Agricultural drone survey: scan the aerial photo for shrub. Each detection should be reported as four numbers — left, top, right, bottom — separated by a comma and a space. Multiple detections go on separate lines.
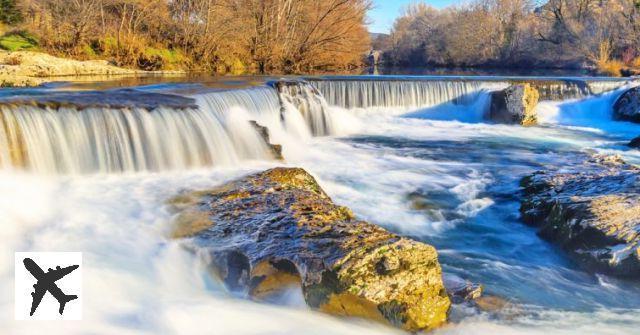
81, 44, 97, 58
0, 31, 38, 51
597, 59, 624, 77
3, 53, 21, 65
143, 47, 187, 70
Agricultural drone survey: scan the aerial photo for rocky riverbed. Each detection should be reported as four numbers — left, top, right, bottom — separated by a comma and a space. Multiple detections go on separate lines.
521, 154, 640, 277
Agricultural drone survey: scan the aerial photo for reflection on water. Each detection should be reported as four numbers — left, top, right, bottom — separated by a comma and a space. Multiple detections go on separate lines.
365, 66, 595, 77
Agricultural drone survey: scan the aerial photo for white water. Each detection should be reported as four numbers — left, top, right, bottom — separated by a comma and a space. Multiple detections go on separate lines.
0, 86, 341, 174
276, 82, 338, 136
310, 79, 508, 110
310, 78, 636, 111
1, 78, 640, 334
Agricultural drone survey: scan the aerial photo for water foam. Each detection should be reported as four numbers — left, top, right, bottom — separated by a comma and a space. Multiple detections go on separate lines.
2, 78, 640, 334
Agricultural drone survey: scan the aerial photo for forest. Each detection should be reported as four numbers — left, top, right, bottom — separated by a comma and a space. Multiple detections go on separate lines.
377, 0, 640, 76
0, 0, 371, 74
2, 0, 640, 75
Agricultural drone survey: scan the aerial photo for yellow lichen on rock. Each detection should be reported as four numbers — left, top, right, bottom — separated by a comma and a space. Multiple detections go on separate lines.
334, 239, 450, 331
488, 83, 540, 126
174, 167, 452, 332
521, 84, 540, 126
249, 260, 302, 301
319, 293, 389, 325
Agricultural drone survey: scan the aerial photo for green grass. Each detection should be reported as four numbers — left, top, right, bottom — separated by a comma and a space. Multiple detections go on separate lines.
0, 32, 38, 51
144, 47, 186, 69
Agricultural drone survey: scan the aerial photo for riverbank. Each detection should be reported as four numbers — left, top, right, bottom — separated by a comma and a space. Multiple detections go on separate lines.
0, 50, 184, 87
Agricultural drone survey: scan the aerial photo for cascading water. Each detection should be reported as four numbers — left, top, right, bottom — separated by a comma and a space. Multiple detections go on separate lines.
0, 85, 342, 174
309, 79, 506, 109
2, 78, 633, 174
0, 94, 270, 174
588, 79, 638, 95
3, 77, 640, 335
272, 81, 337, 136
309, 78, 637, 111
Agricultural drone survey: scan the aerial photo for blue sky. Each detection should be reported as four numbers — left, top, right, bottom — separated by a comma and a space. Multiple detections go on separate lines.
368, 0, 456, 33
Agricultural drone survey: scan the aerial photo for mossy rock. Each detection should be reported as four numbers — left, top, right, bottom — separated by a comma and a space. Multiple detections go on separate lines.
172, 167, 451, 331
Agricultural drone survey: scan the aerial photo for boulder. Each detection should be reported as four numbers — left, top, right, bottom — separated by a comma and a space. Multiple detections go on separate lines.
520, 155, 640, 277
170, 167, 450, 331
628, 136, 640, 149
442, 273, 482, 304
249, 120, 283, 160
614, 86, 640, 123
487, 84, 540, 126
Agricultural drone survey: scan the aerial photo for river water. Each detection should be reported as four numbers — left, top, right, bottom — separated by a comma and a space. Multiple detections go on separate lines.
1, 76, 639, 334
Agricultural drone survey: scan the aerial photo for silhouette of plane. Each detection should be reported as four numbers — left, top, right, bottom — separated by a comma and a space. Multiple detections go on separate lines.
23, 258, 79, 316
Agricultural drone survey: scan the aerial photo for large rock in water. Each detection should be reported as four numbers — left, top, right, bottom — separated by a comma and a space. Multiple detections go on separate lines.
170, 168, 451, 331
628, 136, 640, 149
487, 84, 540, 126
520, 155, 640, 277
614, 86, 640, 123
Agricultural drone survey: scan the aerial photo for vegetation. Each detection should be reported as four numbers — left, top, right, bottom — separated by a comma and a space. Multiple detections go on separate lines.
0, 30, 37, 51
0, 0, 23, 25
4, 0, 639, 76
1, 0, 371, 74
380, 0, 640, 76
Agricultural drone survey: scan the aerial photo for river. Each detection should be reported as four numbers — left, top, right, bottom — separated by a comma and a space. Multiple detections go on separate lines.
1, 75, 639, 334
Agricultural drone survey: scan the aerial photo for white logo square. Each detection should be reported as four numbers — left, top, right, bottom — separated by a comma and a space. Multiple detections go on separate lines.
15, 252, 82, 320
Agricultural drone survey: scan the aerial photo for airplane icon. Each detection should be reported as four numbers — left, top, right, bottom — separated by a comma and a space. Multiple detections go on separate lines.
23, 258, 79, 316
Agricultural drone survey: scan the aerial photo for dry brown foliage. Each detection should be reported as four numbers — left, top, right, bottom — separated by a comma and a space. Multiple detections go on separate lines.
10, 0, 371, 73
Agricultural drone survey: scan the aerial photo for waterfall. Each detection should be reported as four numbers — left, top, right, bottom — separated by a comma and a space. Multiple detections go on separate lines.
0, 88, 286, 174
271, 81, 336, 136
0, 84, 344, 174
309, 80, 508, 109
588, 80, 637, 95
309, 78, 637, 110
0, 104, 264, 174
1, 77, 632, 175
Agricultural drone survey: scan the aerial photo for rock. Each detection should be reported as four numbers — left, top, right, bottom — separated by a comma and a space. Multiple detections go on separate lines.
0, 50, 183, 87
0, 89, 197, 110
487, 84, 540, 126
442, 274, 482, 304
170, 168, 451, 331
628, 136, 640, 148
520, 154, 640, 277
249, 121, 283, 160
614, 86, 640, 123
473, 296, 510, 313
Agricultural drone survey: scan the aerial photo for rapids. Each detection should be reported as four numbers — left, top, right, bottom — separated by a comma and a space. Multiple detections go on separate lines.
1, 76, 639, 334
